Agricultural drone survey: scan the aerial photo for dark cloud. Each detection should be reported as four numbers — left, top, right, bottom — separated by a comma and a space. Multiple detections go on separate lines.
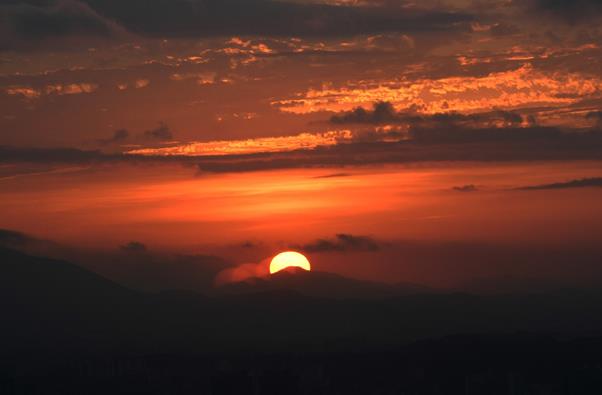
410, 111, 524, 131
96, 125, 173, 147
529, 0, 602, 22
330, 102, 525, 129
312, 172, 352, 179
526, 115, 538, 127
331, 101, 398, 124
453, 184, 478, 193
489, 23, 519, 37
194, 128, 602, 173
587, 111, 602, 128
120, 241, 147, 253
0, 0, 121, 50
0, 145, 109, 163
295, 234, 381, 253
98, 129, 129, 146
517, 177, 602, 190
2, 125, 602, 172
0, 0, 477, 51
408, 125, 555, 144
144, 123, 173, 141
81, 0, 474, 38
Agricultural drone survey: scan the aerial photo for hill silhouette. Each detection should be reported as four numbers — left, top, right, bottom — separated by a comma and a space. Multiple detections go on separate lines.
215, 267, 432, 299
3, 246, 602, 355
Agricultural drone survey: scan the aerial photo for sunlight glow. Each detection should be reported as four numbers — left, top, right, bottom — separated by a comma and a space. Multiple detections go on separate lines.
269, 251, 311, 274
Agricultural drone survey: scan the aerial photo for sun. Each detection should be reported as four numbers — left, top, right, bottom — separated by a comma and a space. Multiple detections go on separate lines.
269, 251, 311, 274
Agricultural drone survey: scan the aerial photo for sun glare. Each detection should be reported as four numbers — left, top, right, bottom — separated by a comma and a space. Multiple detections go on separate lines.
269, 251, 311, 274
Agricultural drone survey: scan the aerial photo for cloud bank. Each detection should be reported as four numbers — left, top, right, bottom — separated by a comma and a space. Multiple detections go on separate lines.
295, 234, 381, 253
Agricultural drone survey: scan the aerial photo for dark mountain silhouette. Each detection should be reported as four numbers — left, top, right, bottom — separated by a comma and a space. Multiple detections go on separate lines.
0, 229, 31, 247
461, 274, 571, 295
3, 246, 602, 356
0, 247, 136, 303
0, 246, 148, 352
215, 267, 433, 299
3, 247, 602, 394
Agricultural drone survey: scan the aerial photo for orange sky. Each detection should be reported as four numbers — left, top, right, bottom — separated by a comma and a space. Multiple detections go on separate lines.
2, 160, 602, 285
2, 0, 602, 288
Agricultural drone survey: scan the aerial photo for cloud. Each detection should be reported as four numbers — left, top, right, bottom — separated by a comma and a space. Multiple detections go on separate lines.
408, 125, 558, 144
330, 101, 525, 128
2, 124, 602, 172
81, 0, 473, 39
587, 111, 602, 128
127, 130, 352, 156
192, 128, 602, 173
120, 241, 147, 253
240, 241, 259, 249
277, 65, 602, 115
0, 0, 122, 50
98, 129, 129, 145
489, 22, 519, 37
414, 111, 524, 130
528, 0, 602, 22
331, 101, 398, 124
5, 82, 99, 99
0, 145, 109, 163
5, 86, 41, 99
453, 185, 478, 193
517, 177, 602, 190
134, 79, 150, 89
97, 125, 173, 148
143, 123, 173, 140
312, 172, 352, 179
295, 234, 381, 253
45, 82, 98, 95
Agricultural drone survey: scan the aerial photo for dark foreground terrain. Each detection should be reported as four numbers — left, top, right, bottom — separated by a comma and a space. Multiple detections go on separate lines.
2, 247, 602, 394
2, 335, 602, 395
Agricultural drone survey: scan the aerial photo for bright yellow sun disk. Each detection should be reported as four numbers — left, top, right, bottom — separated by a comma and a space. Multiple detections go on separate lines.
269, 251, 311, 274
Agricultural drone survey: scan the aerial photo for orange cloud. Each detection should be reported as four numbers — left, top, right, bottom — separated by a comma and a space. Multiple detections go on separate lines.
273, 64, 602, 114
6, 83, 98, 99
5, 86, 41, 99
45, 83, 98, 95
135, 79, 150, 89
170, 72, 216, 85
127, 130, 353, 156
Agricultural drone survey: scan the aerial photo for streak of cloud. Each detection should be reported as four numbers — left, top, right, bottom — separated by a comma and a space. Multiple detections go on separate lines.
294, 234, 381, 253
516, 177, 602, 190
453, 185, 478, 192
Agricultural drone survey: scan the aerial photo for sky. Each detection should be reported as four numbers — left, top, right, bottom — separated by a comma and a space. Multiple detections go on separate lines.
1, 0, 602, 290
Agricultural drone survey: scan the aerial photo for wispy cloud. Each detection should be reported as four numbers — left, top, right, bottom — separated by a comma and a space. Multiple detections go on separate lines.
516, 177, 602, 190
127, 130, 352, 156
5, 83, 98, 99
453, 185, 478, 193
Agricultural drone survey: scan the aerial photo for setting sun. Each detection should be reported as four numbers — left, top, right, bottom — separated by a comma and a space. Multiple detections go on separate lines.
269, 251, 311, 274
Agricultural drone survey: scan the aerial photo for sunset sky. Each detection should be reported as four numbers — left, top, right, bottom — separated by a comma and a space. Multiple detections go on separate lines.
2, 0, 602, 290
